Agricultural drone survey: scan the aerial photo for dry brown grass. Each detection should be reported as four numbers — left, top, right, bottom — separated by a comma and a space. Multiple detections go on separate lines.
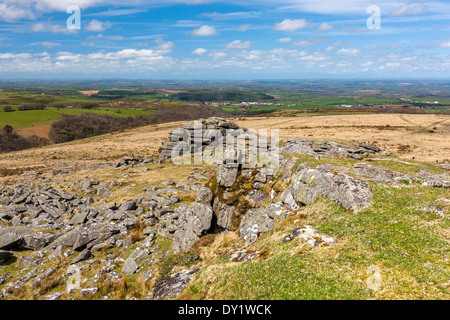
235, 114, 450, 162
1, 114, 448, 175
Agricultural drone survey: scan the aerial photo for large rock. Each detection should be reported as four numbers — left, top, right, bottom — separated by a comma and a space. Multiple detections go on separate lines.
20, 232, 58, 250
152, 268, 200, 300
121, 257, 139, 275
239, 203, 292, 245
215, 164, 239, 188
212, 197, 235, 231
173, 202, 213, 252
280, 167, 372, 212
73, 223, 120, 251
0, 230, 22, 250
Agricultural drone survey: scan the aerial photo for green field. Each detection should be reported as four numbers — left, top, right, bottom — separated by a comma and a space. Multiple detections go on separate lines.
0, 106, 156, 129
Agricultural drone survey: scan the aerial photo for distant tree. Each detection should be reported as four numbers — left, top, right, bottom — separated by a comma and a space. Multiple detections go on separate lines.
3, 125, 13, 134
17, 103, 46, 111
3, 106, 13, 112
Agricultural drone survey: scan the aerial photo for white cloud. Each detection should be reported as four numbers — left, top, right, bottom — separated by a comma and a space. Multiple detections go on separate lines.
337, 48, 360, 56
317, 22, 333, 31
440, 41, 450, 48
201, 11, 260, 20
325, 40, 341, 52
191, 48, 208, 55
85, 19, 112, 32
278, 37, 292, 43
273, 19, 309, 32
389, 4, 427, 17
209, 51, 227, 59
191, 25, 218, 36
237, 24, 251, 32
0, 3, 34, 22
34, 41, 61, 48
30, 22, 77, 34
225, 40, 251, 49
292, 40, 313, 47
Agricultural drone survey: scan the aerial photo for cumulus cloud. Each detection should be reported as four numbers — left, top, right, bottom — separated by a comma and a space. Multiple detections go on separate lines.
273, 19, 310, 32
337, 48, 360, 56
191, 25, 218, 36
317, 22, 333, 31
85, 19, 112, 32
0, 3, 34, 22
225, 40, 251, 49
191, 48, 208, 55
278, 37, 292, 43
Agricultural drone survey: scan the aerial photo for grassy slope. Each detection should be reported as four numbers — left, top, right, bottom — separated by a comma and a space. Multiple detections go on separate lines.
182, 154, 449, 300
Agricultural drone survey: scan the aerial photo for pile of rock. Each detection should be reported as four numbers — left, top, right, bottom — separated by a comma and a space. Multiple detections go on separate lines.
282, 138, 387, 160
159, 117, 277, 164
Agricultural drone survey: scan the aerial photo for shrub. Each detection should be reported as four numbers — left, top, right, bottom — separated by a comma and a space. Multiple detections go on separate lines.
3, 106, 14, 112
17, 103, 46, 111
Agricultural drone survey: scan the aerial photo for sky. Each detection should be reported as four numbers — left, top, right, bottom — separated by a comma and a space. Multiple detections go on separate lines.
0, 0, 449, 79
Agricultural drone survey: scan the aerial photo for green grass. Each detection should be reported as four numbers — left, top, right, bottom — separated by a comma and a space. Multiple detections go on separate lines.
0, 107, 156, 129
181, 157, 450, 300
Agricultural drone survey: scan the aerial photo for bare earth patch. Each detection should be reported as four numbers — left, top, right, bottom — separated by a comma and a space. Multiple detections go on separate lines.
79, 90, 100, 96
15, 123, 52, 139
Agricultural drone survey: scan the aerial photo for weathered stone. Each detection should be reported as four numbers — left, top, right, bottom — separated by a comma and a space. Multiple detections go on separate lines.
196, 186, 213, 204
69, 210, 89, 225
41, 292, 63, 300
152, 268, 200, 300
281, 225, 335, 248
239, 203, 291, 245
80, 286, 99, 297
212, 197, 234, 231
215, 164, 239, 188
70, 248, 91, 264
121, 257, 138, 275
0, 230, 22, 250
173, 202, 213, 252
279, 156, 298, 180
73, 223, 120, 251
353, 163, 416, 184
280, 167, 372, 213
246, 190, 267, 206
20, 232, 57, 250
119, 200, 137, 211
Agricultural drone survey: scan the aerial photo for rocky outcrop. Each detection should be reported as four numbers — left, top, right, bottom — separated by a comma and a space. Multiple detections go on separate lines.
280, 167, 373, 212
353, 163, 416, 185
282, 138, 386, 160
159, 117, 277, 165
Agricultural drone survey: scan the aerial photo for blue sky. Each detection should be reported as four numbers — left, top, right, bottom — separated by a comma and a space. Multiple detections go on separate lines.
0, 0, 449, 79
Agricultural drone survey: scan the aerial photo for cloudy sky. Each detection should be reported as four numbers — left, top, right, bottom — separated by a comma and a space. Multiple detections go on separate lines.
0, 0, 449, 79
